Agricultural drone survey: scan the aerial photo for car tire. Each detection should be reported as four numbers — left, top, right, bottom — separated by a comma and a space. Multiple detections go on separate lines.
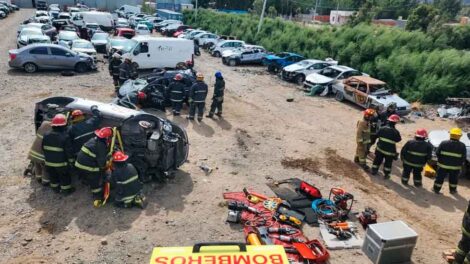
294, 74, 305, 85
228, 59, 237, 67
267, 65, 275, 73
23, 62, 38, 73
75, 62, 88, 73
213, 51, 221, 57
335, 91, 345, 102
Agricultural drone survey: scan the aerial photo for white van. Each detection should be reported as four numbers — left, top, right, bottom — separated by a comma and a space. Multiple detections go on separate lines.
72, 11, 114, 31
129, 36, 194, 69
116, 5, 141, 16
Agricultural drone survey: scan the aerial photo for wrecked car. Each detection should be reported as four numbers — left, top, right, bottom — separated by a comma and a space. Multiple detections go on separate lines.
303, 65, 366, 95
35, 97, 189, 180
262, 52, 304, 73
281, 59, 337, 85
428, 130, 470, 178
333, 76, 411, 116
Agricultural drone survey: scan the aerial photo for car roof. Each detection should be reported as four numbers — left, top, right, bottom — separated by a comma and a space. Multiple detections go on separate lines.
301, 59, 324, 64
329, 65, 356, 72
21, 27, 43, 33
348, 76, 385, 85
73, 39, 90, 43
22, 43, 69, 50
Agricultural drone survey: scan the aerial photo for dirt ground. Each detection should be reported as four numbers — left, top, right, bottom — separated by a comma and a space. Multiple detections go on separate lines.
0, 9, 467, 264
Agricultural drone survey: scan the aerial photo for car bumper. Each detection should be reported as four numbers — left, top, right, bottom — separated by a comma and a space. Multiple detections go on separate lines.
281, 70, 296, 81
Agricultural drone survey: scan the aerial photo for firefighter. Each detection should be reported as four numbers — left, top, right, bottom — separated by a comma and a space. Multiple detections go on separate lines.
118, 54, 137, 86
400, 129, 433, 187
188, 72, 208, 122
433, 128, 467, 194
68, 106, 102, 156
28, 119, 52, 185
42, 114, 75, 194
368, 105, 380, 150
371, 114, 401, 178
454, 201, 470, 264
168, 73, 185, 116
378, 102, 397, 125
207, 71, 225, 118
118, 91, 147, 110
355, 109, 375, 170
109, 52, 122, 92
111, 151, 145, 209
75, 127, 113, 206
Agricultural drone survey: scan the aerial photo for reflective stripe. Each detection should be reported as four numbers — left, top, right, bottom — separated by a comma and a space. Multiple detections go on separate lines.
61, 185, 72, 190
414, 180, 422, 183
80, 146, 96, 158
171, 99, 183, 102
195, 91, 206, 93
403, 159, 423, 168
465, 257, 470, 264
456, 247, 466, 256
74, 131, 94, 141
50, 183, 59, 188
75, 161, 99, 172
408, 151, 427, 157
379, 137, 397, 144
434, 183, 443, 187
450, 184, 458, 187
171, 91, 183, 93
116, 194, 136, 202
42, 179, 50, 183
441, 151, 463, 158
45, 161, 68, 167
377, 146, 395, 156
37, 133, 43, 139
437, 162, 461, 170
463, 226, 470, 238
372, 165, 379, 169
384, 167, 391, 172
29, 150, 45, 161
117, 175, 138, 185
43, 146, 64, 152
91, 187, 102, 193
193, 100, 205, 103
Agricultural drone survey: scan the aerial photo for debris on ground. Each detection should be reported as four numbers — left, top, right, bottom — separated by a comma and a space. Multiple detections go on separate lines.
281, 157, 322, 174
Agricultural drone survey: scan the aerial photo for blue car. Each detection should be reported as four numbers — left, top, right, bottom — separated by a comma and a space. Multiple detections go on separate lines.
262, 52, 305, 73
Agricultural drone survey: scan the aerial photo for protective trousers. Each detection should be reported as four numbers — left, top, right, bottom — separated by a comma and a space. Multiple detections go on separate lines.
355, 143, 367, 165
454, 214, 470, 264
113, 75, 120, 91
209, 99, 223, 116
433, 167, 460, 193
78, 170, 103, 199
33, 161, 49, 185
189, 102, 205, 120
401, 164, 423, 186
171, 101, 183, 115
45, 166, 71, 192
372, 150, 394, 176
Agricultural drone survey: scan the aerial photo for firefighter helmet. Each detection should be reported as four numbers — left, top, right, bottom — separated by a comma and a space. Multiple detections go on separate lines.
215, 71, 222, 78
51, 114, 67, 127
137, 91, 147, 100
174, 73, 183, 81
388, 114, 400, 123
95, 127, 113, 139
415, 128, 428, 139
71, 110, 84, 118
113, 151, 129, 162
363, 108, 376, 119
450, 127, 463, 140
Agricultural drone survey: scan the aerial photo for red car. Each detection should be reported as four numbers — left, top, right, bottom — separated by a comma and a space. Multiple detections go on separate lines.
173, 27, 192, 38
114, 28, 135, 39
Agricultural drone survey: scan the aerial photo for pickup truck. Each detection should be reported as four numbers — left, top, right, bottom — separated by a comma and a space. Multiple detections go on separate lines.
262, 52, 304, 73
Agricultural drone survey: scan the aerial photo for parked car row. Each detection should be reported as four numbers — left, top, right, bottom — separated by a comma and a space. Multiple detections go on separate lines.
0, 1, 19, 19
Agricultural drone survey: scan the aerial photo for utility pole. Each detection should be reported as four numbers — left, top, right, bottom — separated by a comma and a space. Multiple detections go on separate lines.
195, 0, 198, 19
313, 0, 318, 22
257, 0, 268, 34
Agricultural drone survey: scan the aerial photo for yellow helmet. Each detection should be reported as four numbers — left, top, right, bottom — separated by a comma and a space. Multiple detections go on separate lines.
450, 127, 463, 140
196, 72, 204, 81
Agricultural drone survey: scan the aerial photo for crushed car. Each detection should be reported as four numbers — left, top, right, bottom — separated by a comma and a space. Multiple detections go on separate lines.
303, 65, 366, 95
35, 97, 189, 180
332, 76, 411, 116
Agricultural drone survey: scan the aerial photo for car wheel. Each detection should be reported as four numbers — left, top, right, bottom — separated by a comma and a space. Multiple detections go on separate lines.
23, 62, 38, 73
228, 59, 237, 67
335, 91, 345, 102
74, 62, 88, 73
294, 74, 305, 85
214, 51, 221, 57
267, 65, 275, 73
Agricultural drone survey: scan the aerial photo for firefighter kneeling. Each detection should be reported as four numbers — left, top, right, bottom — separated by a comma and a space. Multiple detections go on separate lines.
111, 151, 145, 209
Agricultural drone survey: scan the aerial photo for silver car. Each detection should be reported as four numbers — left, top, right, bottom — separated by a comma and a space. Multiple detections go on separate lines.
57, 30, 80, 48
8, 44, 96, 73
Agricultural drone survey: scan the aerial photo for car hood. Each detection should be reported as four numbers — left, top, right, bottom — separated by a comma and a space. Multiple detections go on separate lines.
428, 130, 470, 161
264, 54, 281, 60
305, 73, 334, 85
368, 94, 410, 109
91, 40, 107, 45
284, 64, 305, 72
73, 48, 96, 54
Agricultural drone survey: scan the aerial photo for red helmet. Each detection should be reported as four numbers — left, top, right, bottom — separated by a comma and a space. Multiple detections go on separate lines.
174, 73, 183, 81
112, 151, 129, 162
71, 110, 84, 118
415, 128, 428, 139
51, 114, 67, 127
95, 127, 113, 139
388, 114, 400, 123
363, 108, 376, 118
137, 91, 147, 100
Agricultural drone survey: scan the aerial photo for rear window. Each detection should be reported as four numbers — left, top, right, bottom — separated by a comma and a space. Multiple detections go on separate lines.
29, 47, 48, 55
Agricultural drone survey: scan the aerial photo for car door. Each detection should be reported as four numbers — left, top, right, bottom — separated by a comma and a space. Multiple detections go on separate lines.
133, 41, 151, 68
353, 81, 369, 107
305, 62, 326, 75
342, 78, 356, 101
28, 46, 51, 69
50, 47, 74, 69
240, 50, 253, 63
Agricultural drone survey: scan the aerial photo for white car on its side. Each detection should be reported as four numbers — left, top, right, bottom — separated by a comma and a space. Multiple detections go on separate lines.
281, 59, 337, 85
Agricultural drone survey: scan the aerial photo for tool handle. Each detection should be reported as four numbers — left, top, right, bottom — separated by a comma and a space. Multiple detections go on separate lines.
192, 242, 247, 253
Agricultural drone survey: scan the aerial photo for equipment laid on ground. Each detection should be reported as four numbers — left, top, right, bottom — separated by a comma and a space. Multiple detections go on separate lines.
329, 188, 354, 220
319, 222, 363, 249
312, 199, 338, 221
362, 221, 418, 264
358, 207, 378, 229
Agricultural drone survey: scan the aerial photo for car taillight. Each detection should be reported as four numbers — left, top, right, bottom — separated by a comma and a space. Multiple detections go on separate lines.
9, 53, 16, 61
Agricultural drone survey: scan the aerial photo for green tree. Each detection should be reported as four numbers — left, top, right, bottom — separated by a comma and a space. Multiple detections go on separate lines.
252, 0, 263, 14
268, 5, 278, 17
433, 0, 462, 19
406, 4, 439, 31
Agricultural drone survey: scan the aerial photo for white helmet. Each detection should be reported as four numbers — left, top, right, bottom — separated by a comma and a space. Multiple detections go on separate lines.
122, 53, 132, 61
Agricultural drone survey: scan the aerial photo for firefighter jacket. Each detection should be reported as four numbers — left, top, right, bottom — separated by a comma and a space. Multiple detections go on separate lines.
168, 80, 185, 102
462, 202, 470, 238
119, 62, 137, 80
109, 58, 122, 77
112, 162, 143, 203
189, 81, 208, 103
29, 120, 52, 163
436, 139, 467, 171
379, 110, 397, 125
42, 127, 74, 168
68, 111, 102, 155
400, 139, 433, 168
213, 77, 225, 100
356, 119, 371, 144
376, 125, 401, 156
370, 115, 379, 136
75, 137, 108, 173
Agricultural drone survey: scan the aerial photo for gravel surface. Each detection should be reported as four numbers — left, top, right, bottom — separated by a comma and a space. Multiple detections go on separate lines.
0, 9, 466, 264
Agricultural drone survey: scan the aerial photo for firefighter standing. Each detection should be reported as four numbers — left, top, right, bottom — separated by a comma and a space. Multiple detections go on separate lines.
111, 151, 145, 209
371, 114, 402, 178
378, 102, 397, 125
168, 73, 185, 116
42, 114, 75, 194
207, 71, 225, 118
118, 54, 137, 86
109, 52, 122, 92
400, 129, 433, 187
355, 109, 375, 170
454, 201, 470, 264
28, 119, 52, 185
75, 127, 113, 206
368, 105, 380, 150
68, 106, 102, 156
188, 72, 208, 122
433, 128, 467, 194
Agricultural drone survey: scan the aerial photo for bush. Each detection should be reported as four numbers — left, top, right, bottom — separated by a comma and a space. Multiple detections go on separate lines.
184, 9, 470, 103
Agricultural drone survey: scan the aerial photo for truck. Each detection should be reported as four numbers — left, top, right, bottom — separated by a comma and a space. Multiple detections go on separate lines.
71, 11, 114, 31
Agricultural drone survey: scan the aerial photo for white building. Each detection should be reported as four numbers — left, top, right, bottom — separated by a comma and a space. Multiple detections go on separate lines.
330, 10, 355, 25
